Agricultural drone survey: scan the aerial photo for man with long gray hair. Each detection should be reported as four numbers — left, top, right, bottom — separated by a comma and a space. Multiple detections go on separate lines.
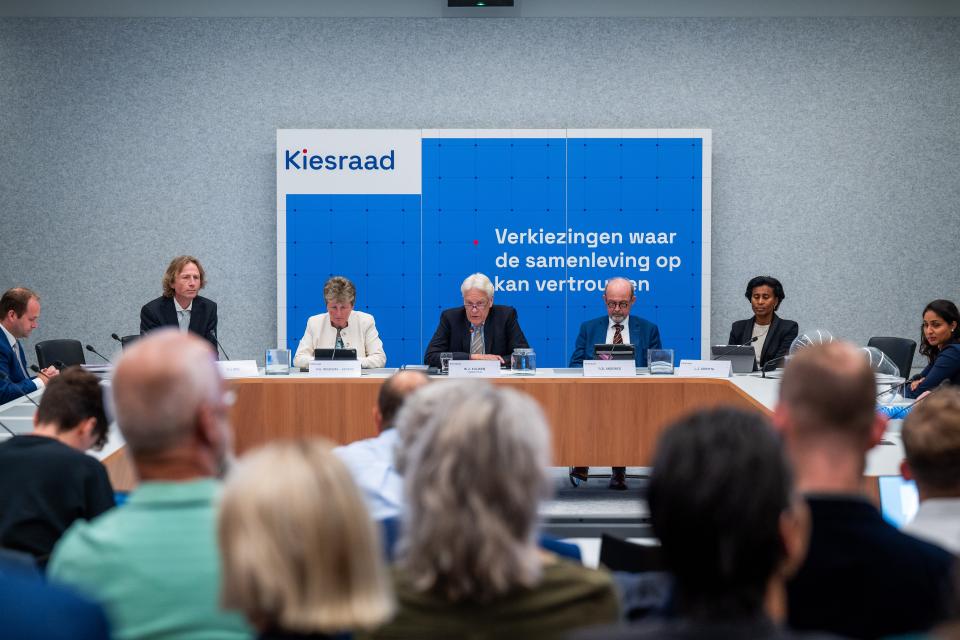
368, 381, 618, 638
48, 330, 250, 640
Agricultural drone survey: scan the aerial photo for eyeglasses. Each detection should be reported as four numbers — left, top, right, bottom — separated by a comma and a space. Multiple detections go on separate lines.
464, 301, 489, 311
605, 301, 631, 310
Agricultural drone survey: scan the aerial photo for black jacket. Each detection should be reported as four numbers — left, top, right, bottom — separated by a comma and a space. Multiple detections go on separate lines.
424, 305, 528, 368
727, 313, 798, 370
140, 295, 218, 351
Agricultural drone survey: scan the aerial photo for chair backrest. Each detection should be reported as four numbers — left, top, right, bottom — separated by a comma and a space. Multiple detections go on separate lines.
119, 334, 141, 350
34, 339, 85, 369
599, 533, 666, 573
867, 336, 917, 379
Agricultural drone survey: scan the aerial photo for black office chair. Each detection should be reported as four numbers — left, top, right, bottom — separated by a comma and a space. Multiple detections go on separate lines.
598, 533, 667, 573
867, 337, 917, 379
118, 334, 141, 350
34, 339, 85, 370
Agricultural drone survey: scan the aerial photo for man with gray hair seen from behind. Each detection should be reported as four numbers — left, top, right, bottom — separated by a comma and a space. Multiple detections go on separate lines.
776, 341, 955, 639
365, 382, 618, 639
334, 370, 429, 521
901, 387, 960, 554
48, 330, 252, 640
424, 272, 529, 368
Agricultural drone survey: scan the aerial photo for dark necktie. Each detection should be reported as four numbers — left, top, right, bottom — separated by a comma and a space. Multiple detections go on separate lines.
15, 341, 29, 378
613, 324, 624, 345
470, 325, 484, 355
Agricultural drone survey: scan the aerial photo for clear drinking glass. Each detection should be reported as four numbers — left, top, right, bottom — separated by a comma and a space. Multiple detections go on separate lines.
265, 349, 291, 375
511, 348, 536, 375
648, 348, 675, 375
440, 352, 453, 374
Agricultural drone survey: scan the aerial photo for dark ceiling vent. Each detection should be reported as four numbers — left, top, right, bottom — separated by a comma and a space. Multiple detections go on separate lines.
443, 0, 520, 17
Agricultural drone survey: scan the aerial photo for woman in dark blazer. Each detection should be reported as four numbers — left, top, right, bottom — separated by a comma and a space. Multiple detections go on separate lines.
728, 276, 799, 371
906, 299, 960, 398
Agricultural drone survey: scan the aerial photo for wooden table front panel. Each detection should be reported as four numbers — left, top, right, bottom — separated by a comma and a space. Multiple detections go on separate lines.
228, 377, 769, 466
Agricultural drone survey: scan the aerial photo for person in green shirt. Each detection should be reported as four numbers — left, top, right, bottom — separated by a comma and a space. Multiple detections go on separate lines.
362, 381, 619, 640
48, 330, 252, 640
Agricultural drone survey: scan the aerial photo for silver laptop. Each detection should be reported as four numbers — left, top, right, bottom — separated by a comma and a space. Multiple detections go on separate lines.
710, 345, 755, 374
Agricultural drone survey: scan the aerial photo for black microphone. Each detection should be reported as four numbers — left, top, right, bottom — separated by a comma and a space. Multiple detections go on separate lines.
208, 329, 231, 361
711, 336, 758, 360
0, 369, 40, 407
85, 344, 112, 364
761, 354, 790, 378
111, 333, 122, 343
876, 372, 923, 399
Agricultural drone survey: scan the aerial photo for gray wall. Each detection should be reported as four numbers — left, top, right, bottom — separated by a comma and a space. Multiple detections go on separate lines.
1, 18, 958, 370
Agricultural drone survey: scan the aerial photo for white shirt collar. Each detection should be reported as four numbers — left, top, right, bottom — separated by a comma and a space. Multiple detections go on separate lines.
608, 316, 628, 330
174, 298, 193, 313
0, 323, 16, 350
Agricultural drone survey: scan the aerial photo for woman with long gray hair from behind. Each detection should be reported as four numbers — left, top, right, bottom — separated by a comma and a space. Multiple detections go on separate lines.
364, 381, 619, 639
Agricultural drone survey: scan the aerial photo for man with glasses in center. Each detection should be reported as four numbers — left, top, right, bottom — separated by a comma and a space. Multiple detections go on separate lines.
424, 273, 529, 369
569, 277, 662, 490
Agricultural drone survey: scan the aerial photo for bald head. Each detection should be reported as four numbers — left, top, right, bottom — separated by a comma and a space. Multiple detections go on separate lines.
376, 370, 429, 430
779, 342, 877, 446
113, 330, 223, 457
604, 278, 634, 299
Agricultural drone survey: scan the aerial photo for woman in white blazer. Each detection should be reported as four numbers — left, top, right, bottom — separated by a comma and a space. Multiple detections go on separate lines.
293, 276, 387, 369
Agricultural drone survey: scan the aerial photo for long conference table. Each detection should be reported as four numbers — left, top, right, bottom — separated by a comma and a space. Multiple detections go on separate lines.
82, 368, 903, 493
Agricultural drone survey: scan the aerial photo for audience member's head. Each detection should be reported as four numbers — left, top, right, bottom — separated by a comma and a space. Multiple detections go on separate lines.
902, 387, 960, 501
111, 329, 232, 479
392, 379, 475, 475
373, 370, 429, 432
775, 342, 885, 488
33, 366, 109, 451
648, 407, 808, 622
400, 382, 551, 603
219, 439, 393, 635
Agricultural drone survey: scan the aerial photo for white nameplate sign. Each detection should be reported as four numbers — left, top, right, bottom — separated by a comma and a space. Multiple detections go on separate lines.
677, 359, 732, 378
448, 360, 501, 378
308, 359, 362, 377
216, 360, 260, 379
583, 360, 637, 377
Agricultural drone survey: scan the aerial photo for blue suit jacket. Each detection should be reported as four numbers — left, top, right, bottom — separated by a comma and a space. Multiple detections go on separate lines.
569, 315, 662, 367
0, 336, 37, 405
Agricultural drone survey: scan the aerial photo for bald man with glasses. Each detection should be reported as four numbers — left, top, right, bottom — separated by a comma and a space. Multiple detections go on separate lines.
569, 277, 662, 490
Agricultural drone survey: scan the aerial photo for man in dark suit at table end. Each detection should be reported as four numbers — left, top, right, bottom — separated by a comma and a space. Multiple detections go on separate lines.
424, 273, 529, 369
140, 256, 218, 352
569, 277, 662, 490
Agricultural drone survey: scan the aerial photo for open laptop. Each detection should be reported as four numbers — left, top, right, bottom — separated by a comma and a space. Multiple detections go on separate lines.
594, 343, 635, 360
313, 348, 358, 360
878, 476, 919, 528
711, 345, 756, 374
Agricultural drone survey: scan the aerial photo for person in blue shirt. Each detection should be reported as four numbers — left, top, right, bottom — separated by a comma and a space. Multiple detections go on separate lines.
333, 370, 429, 520
0, 566, 110, 640
907, 299, 960, 398
569, 277, 661, 490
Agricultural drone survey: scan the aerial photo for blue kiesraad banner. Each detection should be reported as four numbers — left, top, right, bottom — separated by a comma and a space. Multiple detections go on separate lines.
277, 129, 711, 368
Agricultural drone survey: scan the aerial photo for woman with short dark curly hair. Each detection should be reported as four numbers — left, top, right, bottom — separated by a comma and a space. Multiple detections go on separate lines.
728, 275, 799, 371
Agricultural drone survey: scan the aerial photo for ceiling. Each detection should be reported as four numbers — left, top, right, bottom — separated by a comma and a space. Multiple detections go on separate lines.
2, 0, 960, 18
